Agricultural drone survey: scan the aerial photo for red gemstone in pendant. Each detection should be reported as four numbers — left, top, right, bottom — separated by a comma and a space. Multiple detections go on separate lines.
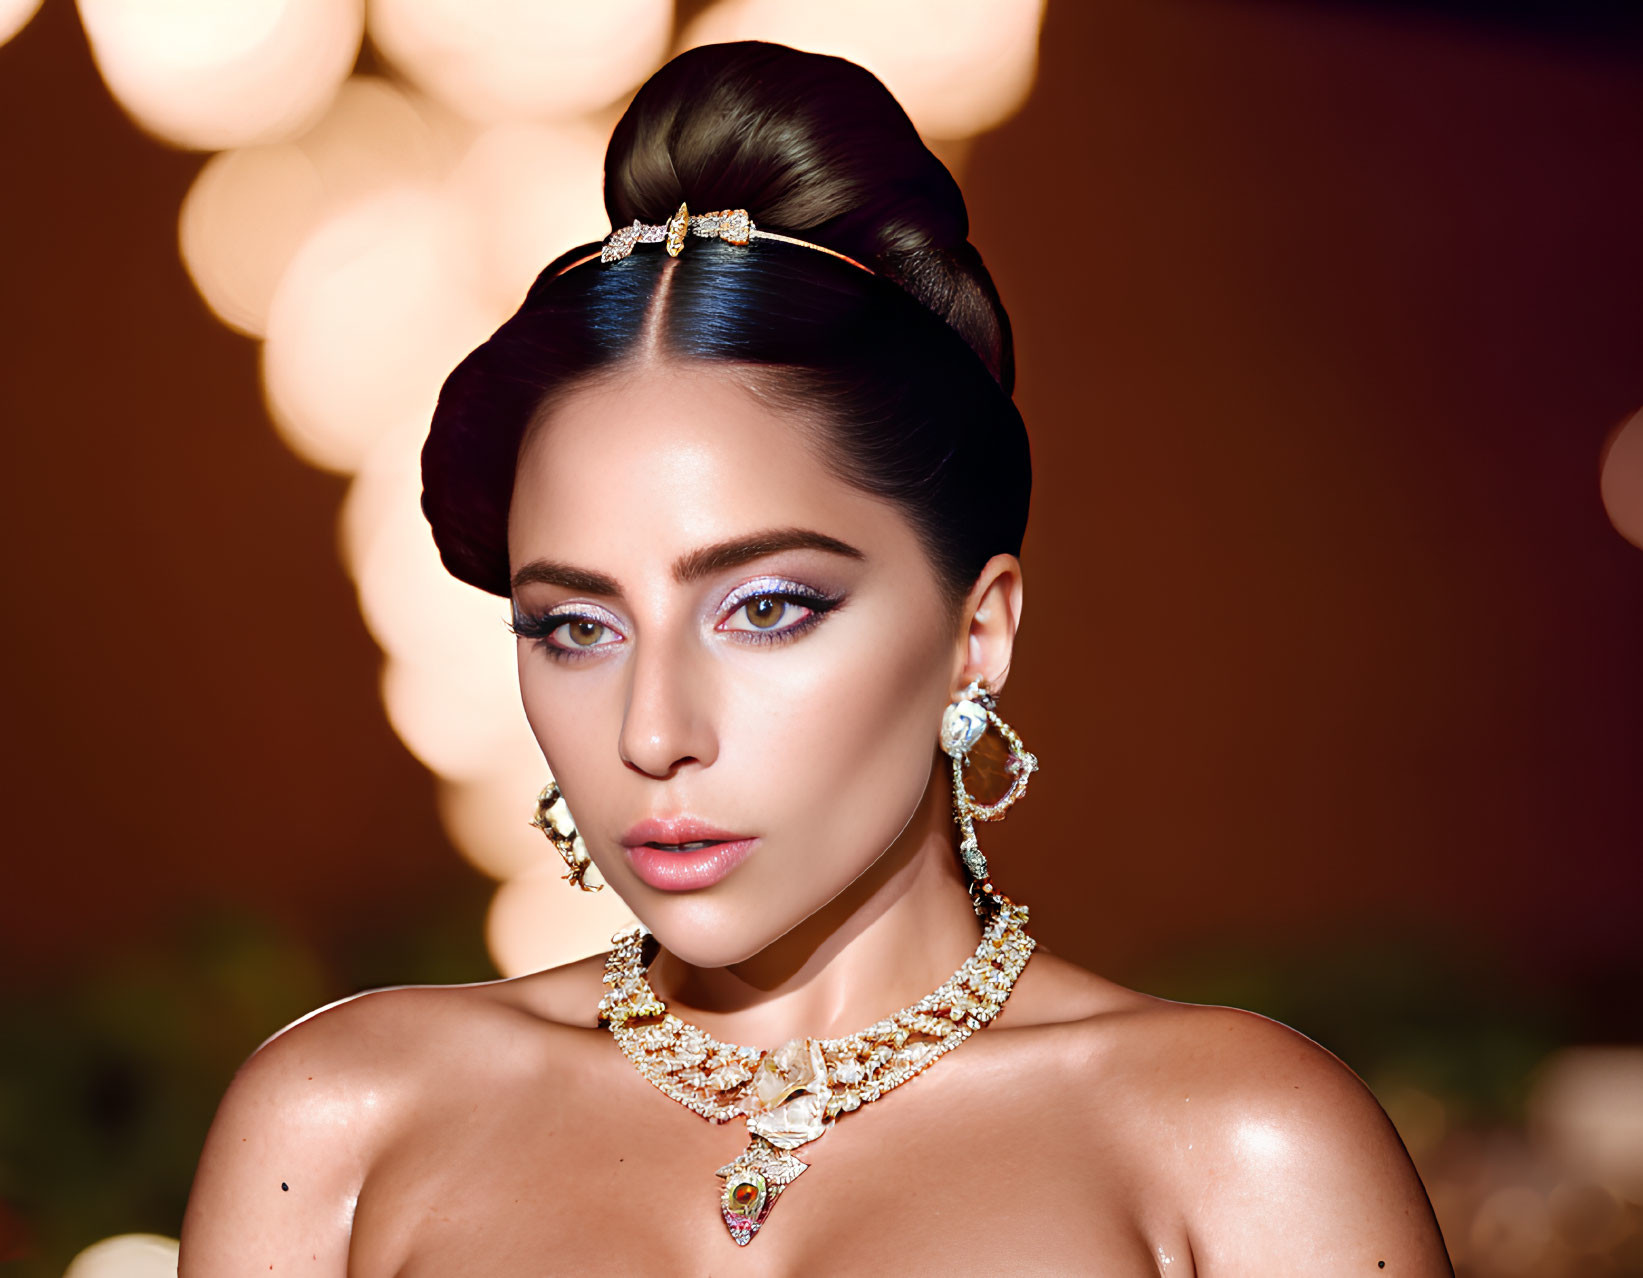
716, 1139, 808, 1246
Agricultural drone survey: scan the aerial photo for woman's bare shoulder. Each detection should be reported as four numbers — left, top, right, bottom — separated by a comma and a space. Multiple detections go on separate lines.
1052, 982, 1453, 1275
178, 962, 609, 1274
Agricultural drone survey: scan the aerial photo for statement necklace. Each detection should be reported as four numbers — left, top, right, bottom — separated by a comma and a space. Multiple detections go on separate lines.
598, 890, 1036, 1246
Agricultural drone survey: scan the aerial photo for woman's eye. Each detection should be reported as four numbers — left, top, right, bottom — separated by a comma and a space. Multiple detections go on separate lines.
555, 619, 615, 649
510, 612, 625, 655
722, 594, 812, 634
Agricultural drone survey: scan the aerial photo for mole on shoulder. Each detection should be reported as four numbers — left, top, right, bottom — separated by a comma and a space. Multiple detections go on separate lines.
281, 1182, 289, 1192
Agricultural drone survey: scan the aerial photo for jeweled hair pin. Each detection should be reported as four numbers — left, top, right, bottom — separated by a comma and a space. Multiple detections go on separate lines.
568, 202, 873, 276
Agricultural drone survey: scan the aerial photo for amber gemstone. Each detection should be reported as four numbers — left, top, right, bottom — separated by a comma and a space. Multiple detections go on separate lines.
962, 726, 1016, 806
733, 1182, 758, 1207
665, 202, 690, 256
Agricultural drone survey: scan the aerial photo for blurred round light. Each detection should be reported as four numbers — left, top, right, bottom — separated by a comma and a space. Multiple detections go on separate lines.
261, 186, 496, 472
682, 0, 1045, 140
64, 1234, 179, 1278
342, 418, 543, 782
342, 421, 510, 666
438, 765, 570, 882
349, 432, 533, 777
179, 77, 443, 338
1378, 1084, 1447, 1160
180, 143, 323, 336
448, 121, 610, 313
0, 0, 42, 47
1547, 1181, 1627, 1255
1599, 407, 1643, 552
77, 0, 363, 150
336, 418, 422, 584
369, 0, 672, 124
1529, 1046, 1643, 1201
380, 651, 538, 781
486, 862, 637, 978
297, 75, 443, 202
1468, 1185, 1551, 1274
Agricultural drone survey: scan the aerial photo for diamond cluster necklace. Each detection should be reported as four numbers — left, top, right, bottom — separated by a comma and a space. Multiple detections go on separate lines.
597, 889, 1036, 1246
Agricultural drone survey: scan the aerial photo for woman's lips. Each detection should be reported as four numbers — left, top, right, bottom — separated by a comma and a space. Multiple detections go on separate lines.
619, 818, 758, 891
624, 838, 759, 891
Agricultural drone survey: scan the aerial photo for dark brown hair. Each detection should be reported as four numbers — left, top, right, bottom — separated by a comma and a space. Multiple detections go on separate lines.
421, 41, 1030, 600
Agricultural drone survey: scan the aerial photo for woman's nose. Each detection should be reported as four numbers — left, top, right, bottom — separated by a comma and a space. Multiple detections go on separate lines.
617, 633, 718, 779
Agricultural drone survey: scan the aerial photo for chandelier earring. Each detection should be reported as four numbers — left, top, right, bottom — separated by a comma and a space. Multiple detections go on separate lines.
531, 779, 602, 891
940, 679, 1038, 898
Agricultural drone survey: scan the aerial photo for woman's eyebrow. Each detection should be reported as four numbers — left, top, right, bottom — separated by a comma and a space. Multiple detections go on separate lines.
509, 528, 864, 596
671, 528, 865, 583
509, 562, 622, 595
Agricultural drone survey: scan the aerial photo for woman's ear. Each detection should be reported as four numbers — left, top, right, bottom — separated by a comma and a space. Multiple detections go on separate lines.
953, 553, 1024, 695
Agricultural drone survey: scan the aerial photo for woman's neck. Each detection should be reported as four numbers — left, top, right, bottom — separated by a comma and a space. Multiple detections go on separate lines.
642, 781, 985, 1048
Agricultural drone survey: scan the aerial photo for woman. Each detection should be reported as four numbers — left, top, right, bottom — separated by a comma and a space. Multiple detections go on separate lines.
181, 41, 1452, 1274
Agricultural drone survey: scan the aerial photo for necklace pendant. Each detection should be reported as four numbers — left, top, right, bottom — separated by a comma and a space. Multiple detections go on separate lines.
715, 1135, 810, 1246
601, 897, 1037, 1247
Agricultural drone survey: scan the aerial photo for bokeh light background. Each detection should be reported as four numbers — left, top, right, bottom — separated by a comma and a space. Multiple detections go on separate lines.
1, 0, 1640, 1273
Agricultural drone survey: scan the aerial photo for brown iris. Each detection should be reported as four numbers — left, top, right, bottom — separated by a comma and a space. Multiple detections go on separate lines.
568, 620, 605, 646
743, 596, 785, 629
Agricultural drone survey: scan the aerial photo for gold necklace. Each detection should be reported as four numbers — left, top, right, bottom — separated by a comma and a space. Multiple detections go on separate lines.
598, 890, 1036, 1245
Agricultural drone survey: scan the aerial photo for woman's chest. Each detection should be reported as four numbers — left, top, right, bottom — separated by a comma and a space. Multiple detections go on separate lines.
349, 1055, 1190, 1277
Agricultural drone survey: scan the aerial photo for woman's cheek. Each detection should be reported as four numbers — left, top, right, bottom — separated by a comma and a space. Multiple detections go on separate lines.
517, 663, 565, 765
517, 662, 610, 823
769, 634, 943, 860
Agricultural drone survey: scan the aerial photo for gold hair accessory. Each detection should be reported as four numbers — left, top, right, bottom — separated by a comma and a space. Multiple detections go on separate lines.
531, 780, 601, 891
940, 680, 1038, 887
595, 202, 872, 274
599, 891, 1035, 1246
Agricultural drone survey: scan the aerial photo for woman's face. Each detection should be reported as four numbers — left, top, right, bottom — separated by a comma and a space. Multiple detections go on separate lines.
506, 360, 963, 967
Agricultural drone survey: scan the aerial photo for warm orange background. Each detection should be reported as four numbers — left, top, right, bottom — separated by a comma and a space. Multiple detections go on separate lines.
2, 0, 1639, 1005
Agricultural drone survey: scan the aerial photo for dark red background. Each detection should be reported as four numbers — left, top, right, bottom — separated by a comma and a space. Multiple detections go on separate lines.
2, 0, 1639, 1002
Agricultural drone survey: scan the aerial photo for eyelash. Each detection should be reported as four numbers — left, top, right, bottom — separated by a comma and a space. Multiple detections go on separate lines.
720, 579, 843, 647
507, 603, 625, 661
508, 579, 844, 662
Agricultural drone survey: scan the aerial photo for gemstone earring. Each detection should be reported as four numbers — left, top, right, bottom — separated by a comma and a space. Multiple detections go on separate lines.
940, 679, 1038, 890
531, 779, 602, 891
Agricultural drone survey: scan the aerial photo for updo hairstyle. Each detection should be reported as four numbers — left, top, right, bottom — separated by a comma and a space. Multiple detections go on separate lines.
421, 41, 1032, 605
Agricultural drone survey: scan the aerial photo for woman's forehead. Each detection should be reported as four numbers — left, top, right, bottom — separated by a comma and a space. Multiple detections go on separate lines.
508, 363, 919, 574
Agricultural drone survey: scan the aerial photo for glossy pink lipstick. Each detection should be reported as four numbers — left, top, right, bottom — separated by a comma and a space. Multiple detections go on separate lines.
620, 817, 758, 891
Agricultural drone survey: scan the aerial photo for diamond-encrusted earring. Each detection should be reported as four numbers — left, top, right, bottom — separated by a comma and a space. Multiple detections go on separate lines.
531, 779, 602, 891
940, 679, 1038, 889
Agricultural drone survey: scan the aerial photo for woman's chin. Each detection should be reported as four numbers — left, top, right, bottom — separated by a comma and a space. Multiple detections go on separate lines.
622, 890, 822, 971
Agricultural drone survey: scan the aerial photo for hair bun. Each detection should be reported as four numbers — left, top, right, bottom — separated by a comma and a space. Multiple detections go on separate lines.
604, 40, 1014, 392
